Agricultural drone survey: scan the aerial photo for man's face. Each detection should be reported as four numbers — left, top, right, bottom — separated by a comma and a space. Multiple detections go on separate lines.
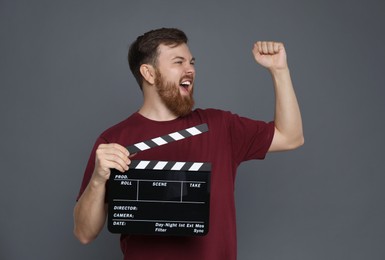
154, 43, 196, 117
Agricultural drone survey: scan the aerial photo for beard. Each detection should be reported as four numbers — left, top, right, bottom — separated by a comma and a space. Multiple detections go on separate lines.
154, 69, 195, 117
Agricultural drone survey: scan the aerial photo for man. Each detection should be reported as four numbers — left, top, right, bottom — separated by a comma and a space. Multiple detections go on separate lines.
74, 28, 304, 259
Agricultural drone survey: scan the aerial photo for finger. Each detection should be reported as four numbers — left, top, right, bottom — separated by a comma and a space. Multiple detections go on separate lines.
267, 42, 275, 54
97, 144, 130, 162
96, 149, 129, 168
262, 41, 268, 54
95, 145, 130, 171
106, 153, 130, 170
254, 41, 262, 53
99, 154, 129, 172
273, 42, 280, 53
98, 159, 127, 173
114, 143, 130, 157
129, 152, 137, 159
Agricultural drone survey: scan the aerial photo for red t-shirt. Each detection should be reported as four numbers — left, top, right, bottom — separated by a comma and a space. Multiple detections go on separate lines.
77, 108, 274, 260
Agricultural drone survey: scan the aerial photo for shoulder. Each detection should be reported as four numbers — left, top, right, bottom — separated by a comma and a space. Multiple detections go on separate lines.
98, 113, 139, 141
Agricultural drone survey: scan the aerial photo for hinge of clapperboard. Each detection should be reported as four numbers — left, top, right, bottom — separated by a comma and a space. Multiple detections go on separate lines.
125, 123, 211, 171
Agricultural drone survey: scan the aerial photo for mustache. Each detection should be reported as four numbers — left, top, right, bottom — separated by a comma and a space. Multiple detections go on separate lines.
180, 74, 194, 82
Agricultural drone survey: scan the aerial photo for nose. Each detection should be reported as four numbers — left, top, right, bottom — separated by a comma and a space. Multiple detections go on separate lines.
185, 62, 195, 75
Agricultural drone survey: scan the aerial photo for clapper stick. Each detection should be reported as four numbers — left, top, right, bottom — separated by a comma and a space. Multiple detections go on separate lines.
129, 160, 211, 172
126, 123, 208, 154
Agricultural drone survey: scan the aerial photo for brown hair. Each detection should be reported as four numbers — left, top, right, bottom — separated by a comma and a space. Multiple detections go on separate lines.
128, 28, 188, 89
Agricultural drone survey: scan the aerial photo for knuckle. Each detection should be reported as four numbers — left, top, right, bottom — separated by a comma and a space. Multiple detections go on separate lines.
95, 148, 102, 157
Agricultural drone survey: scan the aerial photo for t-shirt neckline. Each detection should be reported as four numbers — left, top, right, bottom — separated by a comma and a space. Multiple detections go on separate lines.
133, 111, 183, 125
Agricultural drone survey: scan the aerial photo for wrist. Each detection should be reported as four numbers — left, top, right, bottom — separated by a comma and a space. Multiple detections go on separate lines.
89, 174, 108, 189
269, 67, 290, 77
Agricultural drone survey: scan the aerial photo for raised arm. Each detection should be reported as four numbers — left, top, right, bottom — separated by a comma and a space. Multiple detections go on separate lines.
73, 143, 131, 244
252, 41, 304, 152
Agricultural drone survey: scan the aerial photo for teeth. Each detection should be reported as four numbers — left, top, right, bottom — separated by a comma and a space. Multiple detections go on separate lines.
180, 81, 191, 87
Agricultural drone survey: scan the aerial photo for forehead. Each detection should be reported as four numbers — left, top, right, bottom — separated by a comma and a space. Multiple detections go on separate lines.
157, 43, 193, 61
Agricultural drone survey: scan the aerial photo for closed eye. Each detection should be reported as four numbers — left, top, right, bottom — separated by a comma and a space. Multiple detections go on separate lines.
172, 56, 195, 65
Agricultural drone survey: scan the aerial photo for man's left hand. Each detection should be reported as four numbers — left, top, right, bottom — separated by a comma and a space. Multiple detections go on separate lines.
252, 41, 288, 71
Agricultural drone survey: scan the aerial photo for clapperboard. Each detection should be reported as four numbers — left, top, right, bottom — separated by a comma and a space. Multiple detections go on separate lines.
108, 124, 211, 236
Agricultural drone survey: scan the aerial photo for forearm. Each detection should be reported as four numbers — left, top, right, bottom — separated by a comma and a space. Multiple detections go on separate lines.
271, 68, 304, 150
73, 177, 107, 244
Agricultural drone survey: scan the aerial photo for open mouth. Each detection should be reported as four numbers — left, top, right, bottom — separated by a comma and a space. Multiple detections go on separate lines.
180, 80, 191, 88
179, 79, 192, 93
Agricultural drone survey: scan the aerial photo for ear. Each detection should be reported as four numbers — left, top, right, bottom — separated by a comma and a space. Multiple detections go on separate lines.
140, 64, 156, 85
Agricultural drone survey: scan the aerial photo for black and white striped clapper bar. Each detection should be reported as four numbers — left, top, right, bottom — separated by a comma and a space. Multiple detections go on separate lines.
107, 124, 211, 236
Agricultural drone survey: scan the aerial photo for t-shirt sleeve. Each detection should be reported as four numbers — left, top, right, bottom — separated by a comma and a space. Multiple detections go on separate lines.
76, 136, 107, 201
227, 112, 275, 165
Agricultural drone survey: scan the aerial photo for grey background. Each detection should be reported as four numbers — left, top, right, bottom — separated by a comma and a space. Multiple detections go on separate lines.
1, 0, 384, 259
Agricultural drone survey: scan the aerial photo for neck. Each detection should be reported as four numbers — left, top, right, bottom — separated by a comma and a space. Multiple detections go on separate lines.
138, 94, 178, 122
138, 107, 178, 122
